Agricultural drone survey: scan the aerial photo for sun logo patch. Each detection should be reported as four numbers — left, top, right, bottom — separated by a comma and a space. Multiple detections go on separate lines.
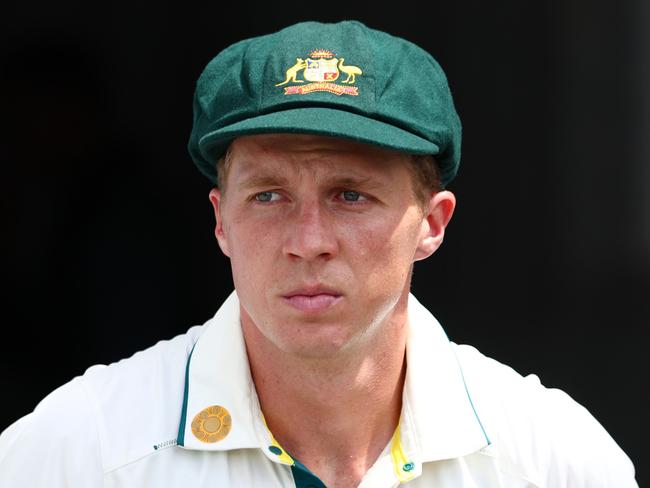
276, 49, 362, 96
191, 405, 232, 443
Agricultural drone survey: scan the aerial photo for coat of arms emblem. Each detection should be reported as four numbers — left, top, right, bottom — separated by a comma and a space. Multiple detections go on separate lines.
275, 49, 362, 96
304, 58, 339, 82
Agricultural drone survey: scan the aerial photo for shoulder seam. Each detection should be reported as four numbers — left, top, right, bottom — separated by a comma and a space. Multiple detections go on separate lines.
103, 447, 169, 475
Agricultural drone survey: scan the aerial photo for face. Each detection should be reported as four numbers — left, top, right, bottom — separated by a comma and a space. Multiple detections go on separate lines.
210, 134, 455, 359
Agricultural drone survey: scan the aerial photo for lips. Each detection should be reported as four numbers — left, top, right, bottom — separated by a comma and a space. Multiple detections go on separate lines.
281, 287, 342, 313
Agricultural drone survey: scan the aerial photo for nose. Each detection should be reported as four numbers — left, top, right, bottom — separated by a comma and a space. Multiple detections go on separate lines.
282, 201, 338, 261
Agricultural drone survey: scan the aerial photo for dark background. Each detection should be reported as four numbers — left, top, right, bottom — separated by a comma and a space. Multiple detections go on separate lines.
1, 0, 648, 483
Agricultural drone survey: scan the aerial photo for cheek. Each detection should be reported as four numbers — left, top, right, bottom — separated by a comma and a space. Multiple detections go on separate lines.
345, 210, 422, 283
225, 219, 279, 290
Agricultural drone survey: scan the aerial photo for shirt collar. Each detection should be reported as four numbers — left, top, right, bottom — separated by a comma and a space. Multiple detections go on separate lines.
177, 291, 489, 461
400, 294, 490, 463
177, 291, 268, 451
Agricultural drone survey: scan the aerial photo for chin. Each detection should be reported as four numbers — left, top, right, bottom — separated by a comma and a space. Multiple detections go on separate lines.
273, 322, 362, 358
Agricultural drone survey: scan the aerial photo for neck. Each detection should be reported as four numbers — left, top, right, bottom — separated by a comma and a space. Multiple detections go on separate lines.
242, 292, 410, 488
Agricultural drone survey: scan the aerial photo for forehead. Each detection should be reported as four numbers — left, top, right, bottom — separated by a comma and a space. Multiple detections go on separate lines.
225, 133, 412, 182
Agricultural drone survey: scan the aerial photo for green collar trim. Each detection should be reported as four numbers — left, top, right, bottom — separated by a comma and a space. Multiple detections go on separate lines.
176, 344, 196, 447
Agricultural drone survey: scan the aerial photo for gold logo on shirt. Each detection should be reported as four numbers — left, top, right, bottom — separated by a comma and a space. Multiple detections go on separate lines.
191, 405, 232, 443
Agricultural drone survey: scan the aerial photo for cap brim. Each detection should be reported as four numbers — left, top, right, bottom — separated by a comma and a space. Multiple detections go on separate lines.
197, 106, 439, 171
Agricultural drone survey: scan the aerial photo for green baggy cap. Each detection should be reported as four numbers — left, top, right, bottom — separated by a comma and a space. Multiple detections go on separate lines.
189, 20, 462, 187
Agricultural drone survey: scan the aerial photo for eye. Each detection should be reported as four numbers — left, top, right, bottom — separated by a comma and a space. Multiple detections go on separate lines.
254, 191, 281, 202
340, 191, 366, 202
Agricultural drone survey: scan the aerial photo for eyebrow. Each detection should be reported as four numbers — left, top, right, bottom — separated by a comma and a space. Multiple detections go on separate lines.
237, 174, 290, 190
237, 173, 386, 191
325, 175, 382, 189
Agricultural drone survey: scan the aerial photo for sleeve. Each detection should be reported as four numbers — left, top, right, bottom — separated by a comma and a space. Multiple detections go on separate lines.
454, 344, 638, 487
538, 385, 638, 488
0, 377, 104, 488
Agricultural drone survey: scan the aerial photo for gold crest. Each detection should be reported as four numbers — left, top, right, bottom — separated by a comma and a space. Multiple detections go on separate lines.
191, 405, 232, 443
276, 49, 362, 96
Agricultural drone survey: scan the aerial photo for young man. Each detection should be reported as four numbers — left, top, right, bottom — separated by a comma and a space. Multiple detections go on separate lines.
0, 20, 637, 487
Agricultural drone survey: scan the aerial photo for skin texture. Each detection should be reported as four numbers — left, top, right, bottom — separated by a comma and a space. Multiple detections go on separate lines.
209, 134, 455, 488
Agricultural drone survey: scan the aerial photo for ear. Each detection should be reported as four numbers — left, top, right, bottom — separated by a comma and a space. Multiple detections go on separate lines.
414, 190, 456, 262
208, 188, 231, 257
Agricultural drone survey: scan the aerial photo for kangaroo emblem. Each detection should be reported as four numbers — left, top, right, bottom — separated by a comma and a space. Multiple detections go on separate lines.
338, 58, 362, 84
276, 58, 307, 86
276, 50, 362, 96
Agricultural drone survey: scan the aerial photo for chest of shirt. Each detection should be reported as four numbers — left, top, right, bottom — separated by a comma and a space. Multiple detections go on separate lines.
102, 447, 537, 488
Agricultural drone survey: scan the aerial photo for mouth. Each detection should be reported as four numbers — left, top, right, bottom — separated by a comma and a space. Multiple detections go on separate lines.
281, 287, 343, 313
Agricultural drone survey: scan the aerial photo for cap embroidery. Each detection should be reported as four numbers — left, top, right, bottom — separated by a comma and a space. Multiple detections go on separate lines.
191, 405, 232, 443
276, 49, 362, 96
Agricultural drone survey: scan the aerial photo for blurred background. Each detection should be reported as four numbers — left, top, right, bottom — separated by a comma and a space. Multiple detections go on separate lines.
1, 0, 647, 483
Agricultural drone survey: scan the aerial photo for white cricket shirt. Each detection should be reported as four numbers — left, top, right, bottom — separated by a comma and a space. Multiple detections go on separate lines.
0, 292, 637, 487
